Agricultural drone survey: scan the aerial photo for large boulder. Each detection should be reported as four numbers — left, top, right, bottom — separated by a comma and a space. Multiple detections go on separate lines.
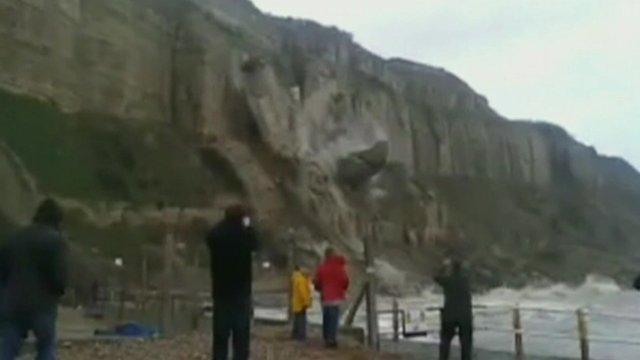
336, 141, 389, 187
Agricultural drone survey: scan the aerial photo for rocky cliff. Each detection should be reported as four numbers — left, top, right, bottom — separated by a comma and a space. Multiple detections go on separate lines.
1, 0, 640, 291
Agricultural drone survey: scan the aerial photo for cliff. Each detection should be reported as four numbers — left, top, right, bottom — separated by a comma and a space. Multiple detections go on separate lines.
1, 0, 639, 290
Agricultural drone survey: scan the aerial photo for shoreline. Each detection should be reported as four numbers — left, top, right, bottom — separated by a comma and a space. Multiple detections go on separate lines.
381, 340, 574, 360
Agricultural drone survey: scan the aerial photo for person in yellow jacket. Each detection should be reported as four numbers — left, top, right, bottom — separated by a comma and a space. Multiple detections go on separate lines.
291, 266, 313, 341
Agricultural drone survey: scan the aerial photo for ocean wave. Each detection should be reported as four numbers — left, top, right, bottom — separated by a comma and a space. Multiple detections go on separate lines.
409, 274, 630, 311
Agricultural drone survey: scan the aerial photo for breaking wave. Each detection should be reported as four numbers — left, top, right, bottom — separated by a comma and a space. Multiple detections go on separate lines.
398, 275, 640, 359
413, 274, 627, 310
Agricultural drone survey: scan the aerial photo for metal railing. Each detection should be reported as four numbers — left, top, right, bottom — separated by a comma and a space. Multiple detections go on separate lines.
378, 301, 640, 360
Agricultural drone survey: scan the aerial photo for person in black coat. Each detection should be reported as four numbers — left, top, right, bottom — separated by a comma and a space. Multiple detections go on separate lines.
0, 199, 68, 360
434, 259, 473, 360
206, 204, 258, 360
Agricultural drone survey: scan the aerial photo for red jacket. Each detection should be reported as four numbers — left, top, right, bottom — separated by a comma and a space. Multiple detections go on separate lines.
314, 255, 350, 304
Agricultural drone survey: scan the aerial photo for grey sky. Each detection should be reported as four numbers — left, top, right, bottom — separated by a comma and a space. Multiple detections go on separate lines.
252, 0, 640, 170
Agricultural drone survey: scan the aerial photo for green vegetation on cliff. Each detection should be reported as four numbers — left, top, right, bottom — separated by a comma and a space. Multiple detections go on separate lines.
0, 90, 223, 290
0, 91, 217, 206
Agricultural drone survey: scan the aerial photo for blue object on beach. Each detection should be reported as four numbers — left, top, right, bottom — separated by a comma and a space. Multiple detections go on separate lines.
114, 322, 158, 338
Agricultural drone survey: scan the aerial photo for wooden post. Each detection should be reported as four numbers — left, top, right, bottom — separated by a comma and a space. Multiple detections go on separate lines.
141, 253, 148, 291
118, 286, 126, 320
190, 250, 201, 332
193, 251, 200, 268
392, 298, 400, 342
170, 294, 176, 323
68, 289, 77, 308
577, 308, 589, 360
140, 252, 148, 312
287, 230, 295, 323
364, 223, 380, 350
191, 305, 200, 332
345, 284, 367, 327
161, 227, 175, 335
344, 214, 366, 327
439, 307, 443, 335
513, 307, 524, 359
190, 288, 200, 332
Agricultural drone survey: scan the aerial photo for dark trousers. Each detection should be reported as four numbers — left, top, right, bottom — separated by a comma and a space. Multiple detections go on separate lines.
439, 319, 473, 360
213, 298, 251, 360
291, 311, 307, 341
0, 310, 57, 360
322, 305, 340, 347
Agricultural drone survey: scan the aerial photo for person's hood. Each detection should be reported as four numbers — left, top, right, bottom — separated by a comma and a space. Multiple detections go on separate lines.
325, 255, 346, 267
222, 216, 242, 227
219, 215, 250, 232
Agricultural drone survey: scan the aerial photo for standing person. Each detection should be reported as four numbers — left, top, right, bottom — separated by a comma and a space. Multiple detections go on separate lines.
206, 204, 258, 360
314, 248, 349, 348
291, 266, 312, 341
434, 259, 473, 360
0, 199, 68, 360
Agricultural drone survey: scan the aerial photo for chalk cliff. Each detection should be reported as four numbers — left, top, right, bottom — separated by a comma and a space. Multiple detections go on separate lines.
1, 0, 639, 289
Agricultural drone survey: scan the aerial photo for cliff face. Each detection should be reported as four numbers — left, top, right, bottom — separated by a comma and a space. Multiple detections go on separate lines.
2, 0, 640, 289
0, 0, 172, 119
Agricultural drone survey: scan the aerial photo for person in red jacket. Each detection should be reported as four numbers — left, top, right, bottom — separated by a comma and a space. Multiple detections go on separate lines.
314, 247, 349, 348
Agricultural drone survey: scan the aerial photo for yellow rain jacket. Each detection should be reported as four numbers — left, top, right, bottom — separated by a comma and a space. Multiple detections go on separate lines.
291, 270, 313, 313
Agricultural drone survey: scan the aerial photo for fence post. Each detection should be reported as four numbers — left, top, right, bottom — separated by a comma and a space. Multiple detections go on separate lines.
345, 284, 367, 327
577, 308, 589, 360
287, 231, 295, 323
170, 294, 176, 324
118, 287, 126, 320
392, 298, 400, 342
438, 307, 444, 346
364, 223, 380, 351
513, 306, 524, 359
141, 253, 148, 292
161, 229, 175, 335
67, 289, 77, 308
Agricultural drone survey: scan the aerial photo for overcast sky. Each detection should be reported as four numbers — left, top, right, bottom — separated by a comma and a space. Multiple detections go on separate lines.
252, 0, 640, 170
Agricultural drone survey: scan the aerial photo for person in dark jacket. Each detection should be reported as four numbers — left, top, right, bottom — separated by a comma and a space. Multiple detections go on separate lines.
434, 259, 473, 360
633, 274, 640, 291
314, 247, 349, 348
206, 204, 258, 360
0, 199, 68, 360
